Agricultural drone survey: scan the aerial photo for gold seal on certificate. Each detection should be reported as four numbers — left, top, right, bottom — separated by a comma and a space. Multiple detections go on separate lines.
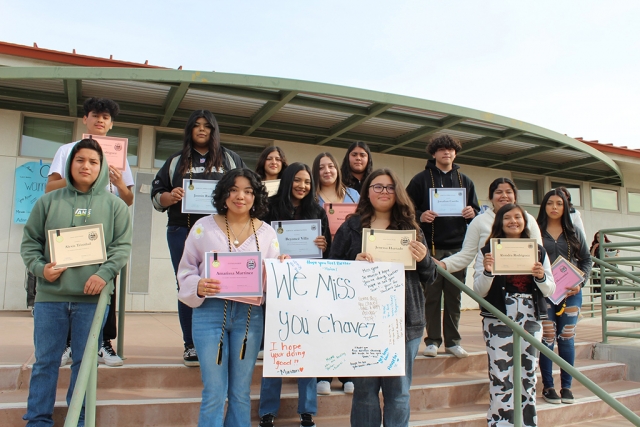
490, 238, 538, 275
361, 228, 417, 270
48, 224, 108, 268
82, 134, 128, 171
429, 188, 466, 217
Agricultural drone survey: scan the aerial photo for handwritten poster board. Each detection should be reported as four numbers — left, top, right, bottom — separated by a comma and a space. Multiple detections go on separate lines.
263, 258, 406, 377
14, 161, 50, 224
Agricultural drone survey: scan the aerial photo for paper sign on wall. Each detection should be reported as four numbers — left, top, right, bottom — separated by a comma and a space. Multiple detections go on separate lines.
14, 161, 50, 224
263, 258, 406, 377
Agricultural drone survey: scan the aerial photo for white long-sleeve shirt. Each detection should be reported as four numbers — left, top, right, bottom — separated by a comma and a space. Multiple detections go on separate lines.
441, 207, 543, 273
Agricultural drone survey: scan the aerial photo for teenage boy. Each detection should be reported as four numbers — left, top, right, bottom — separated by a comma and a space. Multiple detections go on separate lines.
340, 141, 373, 193
46, 97, 134, 367
406, 135, 479, 358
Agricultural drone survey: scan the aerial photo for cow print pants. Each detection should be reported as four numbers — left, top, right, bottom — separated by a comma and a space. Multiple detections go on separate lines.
482, 293, 542, 427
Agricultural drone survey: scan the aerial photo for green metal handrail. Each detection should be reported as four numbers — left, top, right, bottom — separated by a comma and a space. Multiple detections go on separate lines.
64, 287, 109, 427
437, 266, 640, 426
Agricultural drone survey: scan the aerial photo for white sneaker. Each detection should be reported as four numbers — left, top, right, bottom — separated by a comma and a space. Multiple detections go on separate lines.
445, 345, 469, 358
423, 344, 438, 357
317, 380, 331, 395
98, 340, 124, 366
343, 381, 354, 394
60, 346, 72, 367
257, 350, 264, 360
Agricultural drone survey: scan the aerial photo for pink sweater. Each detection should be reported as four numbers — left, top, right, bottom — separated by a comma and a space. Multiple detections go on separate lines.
177, 216, 281, 308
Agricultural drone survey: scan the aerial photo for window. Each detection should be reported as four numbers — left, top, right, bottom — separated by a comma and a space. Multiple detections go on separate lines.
20, 117, 74, 158
591, 187, 619, 211
109, 126, 139, 167
629, 191, 640, 213
551, 181, 582, 207
513, 178, 540, 205
154, 132, 263, 170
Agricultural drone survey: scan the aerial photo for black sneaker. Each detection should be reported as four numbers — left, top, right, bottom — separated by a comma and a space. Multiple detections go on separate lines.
542, 388, 561, 404
300, 413, 315, 427
561, 388, 575, 404
259, 414, 275, 427
183, 344, 199, 367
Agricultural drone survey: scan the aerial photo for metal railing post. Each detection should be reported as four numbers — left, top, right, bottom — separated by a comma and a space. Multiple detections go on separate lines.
117, 263, 128, 359
512, 330, 522, 427
85, 359, 98, 427
64, 288, 110, 427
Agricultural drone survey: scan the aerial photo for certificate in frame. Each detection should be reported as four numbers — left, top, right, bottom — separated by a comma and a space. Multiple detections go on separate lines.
490, 238, 538, 275
264, 179, 281, 197
271, 219, 322, 259
361, 228, 416, 270
181, 178, 218, 215
48, 224, 107, 268
204, 251, 263, 298
429, 188, 466, 217
82, 134, 128, 171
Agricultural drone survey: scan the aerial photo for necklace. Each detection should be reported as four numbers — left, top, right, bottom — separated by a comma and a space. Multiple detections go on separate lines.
226, 216, 252, 247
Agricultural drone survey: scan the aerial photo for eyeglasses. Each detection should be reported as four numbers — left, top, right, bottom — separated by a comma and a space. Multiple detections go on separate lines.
369, 184, 396, 194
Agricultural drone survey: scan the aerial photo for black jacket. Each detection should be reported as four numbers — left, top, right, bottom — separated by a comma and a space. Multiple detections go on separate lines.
329, 215, 438, 341
151, 147, 246, 227
406, 160, 479, 251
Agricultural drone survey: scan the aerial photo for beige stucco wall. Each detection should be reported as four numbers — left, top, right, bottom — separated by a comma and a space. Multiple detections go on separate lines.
2, 108, 639, 311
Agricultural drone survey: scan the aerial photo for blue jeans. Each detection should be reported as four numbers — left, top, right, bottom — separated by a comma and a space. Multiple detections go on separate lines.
192, 298, 263, 427
259, 377, 317, 417
167, 225, 193, 347
540, 289, 583, 390
24, 302, 105, 427
350, 337, 420, 427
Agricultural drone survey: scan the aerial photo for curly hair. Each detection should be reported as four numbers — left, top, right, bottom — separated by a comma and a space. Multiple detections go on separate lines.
213, 168, 269, 219
355, 168, 420, 232
487, 203, 531, 243
427, 135, 462, 155
255, 146, 288, 180
83, 97, 120, 118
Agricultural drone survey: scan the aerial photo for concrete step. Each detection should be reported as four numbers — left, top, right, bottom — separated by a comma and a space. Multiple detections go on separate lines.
0, 357, 634, 426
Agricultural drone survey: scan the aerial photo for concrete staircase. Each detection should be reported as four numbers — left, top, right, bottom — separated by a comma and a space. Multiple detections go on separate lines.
2, 342, 640, 426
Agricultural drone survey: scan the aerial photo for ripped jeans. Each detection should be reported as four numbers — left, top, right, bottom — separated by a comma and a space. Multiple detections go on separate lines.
540, 289, 582, 390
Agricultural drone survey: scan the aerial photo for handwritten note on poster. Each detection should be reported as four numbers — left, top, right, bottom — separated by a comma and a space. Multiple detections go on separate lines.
263, 259, 406, 377
14, 162, 50, 224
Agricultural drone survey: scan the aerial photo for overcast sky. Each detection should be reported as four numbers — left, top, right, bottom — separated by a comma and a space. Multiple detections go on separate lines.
2, 1, 639, 149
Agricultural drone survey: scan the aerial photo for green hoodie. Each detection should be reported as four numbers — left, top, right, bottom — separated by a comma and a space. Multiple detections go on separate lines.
21, 146, 132, 303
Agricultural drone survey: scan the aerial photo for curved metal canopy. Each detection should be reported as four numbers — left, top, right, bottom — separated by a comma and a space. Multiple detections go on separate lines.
0, 67, 622, 185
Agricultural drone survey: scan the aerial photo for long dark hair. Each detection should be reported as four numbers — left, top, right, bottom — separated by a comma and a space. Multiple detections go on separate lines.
255, 146, 288, 180
177, 110, 222, 176
340, 141, 373, 189
487, 203, 530, 243
269, 162, 322, 220
590, 232, 611, 252
355, 168, 420, 232
312, 152, 346, 200
213, 169, 269, 219
537, 189, 581, 258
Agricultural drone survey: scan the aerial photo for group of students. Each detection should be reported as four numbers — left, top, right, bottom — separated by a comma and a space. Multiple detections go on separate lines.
20, 99, 593, 427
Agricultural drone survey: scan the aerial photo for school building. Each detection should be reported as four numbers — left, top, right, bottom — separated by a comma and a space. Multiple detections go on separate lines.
1, 40, 639, 311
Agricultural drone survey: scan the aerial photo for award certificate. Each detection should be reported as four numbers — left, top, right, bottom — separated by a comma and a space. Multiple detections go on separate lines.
271, 219, 322, 259
361, 228, 416, 270
181, 179, 218, 215
48, 224, 107, 268
490, 238, 538, 275
324, 203, 357, 237
429, 188, 466, 217
264, 179, 280, 197
82, 134, 128, 171
204, 252, 263, 298
549, 256, 585, 305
